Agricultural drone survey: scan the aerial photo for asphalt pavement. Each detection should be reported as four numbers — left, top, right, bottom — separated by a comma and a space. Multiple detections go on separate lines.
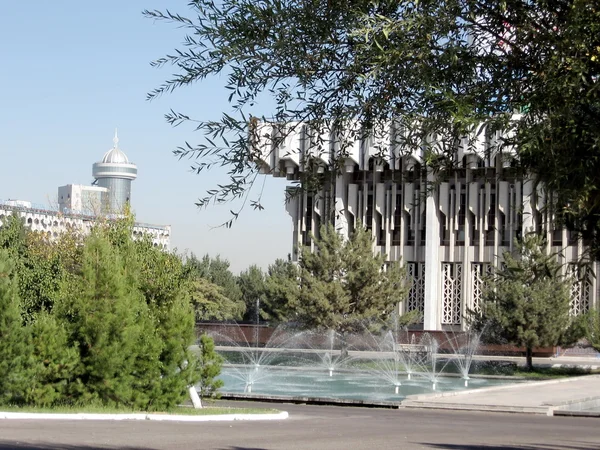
0, 402, 599, 450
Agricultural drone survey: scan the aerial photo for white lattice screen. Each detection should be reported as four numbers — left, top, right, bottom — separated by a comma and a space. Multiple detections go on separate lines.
568, 264, 592, 316
471, 263, 492, 313
407, 262, 425, 321
442, 263, 463, 324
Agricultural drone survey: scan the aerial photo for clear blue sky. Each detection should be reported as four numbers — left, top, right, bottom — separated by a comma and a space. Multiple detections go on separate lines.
0, 1, 292, 273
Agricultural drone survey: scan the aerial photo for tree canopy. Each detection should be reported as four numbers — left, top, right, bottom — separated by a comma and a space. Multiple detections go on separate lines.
146, 0, 600, 257
292, 224, 408, 334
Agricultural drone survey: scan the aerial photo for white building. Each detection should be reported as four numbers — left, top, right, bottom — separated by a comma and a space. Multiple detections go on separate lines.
253, 121, 598, 331
58, 184, 108, 215
0, 201, 171, 249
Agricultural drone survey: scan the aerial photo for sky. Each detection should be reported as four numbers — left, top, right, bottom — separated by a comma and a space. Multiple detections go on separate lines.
0, 1, 293, 273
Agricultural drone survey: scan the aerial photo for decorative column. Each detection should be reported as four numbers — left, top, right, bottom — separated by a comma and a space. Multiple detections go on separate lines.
423, 170, 441, 330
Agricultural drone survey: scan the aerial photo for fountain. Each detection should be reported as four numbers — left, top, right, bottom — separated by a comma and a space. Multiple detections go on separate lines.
291, 329, 356, 377
199, 321, 517, 403
442, 327, 485, 387
206, 323, 304, 393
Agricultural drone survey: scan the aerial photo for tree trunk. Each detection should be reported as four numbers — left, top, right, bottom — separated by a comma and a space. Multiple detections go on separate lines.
525, 347, 533, 371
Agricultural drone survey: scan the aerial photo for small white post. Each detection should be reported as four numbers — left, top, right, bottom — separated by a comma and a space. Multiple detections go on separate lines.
189, 386, 202, 409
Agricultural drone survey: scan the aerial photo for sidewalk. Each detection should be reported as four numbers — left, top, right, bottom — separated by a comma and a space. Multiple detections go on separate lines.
402, 374, 600, 416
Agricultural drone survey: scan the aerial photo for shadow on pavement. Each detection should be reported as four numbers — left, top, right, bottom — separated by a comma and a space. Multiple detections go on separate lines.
0, 442, 153, 450
217, 448, 269, 450
421, 443, 595, 450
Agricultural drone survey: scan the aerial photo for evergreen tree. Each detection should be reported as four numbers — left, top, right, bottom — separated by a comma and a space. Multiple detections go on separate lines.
293, 224, 408, 337
262, 258, 299, 323
238, 265, 266, 322
583, 309, 600, 352
196, 334, 223, 399
0, 250, 31, 404
25, 312, 79, 406
60, 231, 160, 407
124, 237, 202, 410
478, 234, 577, 370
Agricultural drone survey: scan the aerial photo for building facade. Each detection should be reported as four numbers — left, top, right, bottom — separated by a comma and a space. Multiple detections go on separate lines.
0, 201, 171, 249
253, 122, 599, 331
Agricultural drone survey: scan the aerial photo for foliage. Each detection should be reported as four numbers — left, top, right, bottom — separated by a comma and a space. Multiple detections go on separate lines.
262, 258, 299, 323
25, 312, 80, 406
0, 250, 31, 404
187, 277, 244, 322
186, 254, 245, 320
196, 334, 224, 398
57, 231, 161, 408
0, 212, 224, 409
293, 224, 408, 335
581, 309, 600, 352
146, 1, 600, 256
0, 215, 76, 322
476, 234, 580, 370
238, 264, 266, 322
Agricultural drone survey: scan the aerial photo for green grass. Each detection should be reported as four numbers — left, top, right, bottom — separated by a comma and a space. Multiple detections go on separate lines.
472, 362, 600, 378
511, 366, 600, 379
0, 404, 278, 415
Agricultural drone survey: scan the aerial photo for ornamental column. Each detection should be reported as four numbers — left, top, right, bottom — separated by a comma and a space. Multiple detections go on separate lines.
423, 169, 441, 330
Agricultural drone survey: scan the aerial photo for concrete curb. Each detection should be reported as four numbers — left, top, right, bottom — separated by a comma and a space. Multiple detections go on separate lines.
404, 375, 600, 401
400, 402, 550, 415
0, 411, 289, 422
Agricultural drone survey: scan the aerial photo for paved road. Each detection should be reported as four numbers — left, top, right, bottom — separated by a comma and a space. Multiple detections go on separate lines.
0, 401, 598, 450
403, 375, 600, 415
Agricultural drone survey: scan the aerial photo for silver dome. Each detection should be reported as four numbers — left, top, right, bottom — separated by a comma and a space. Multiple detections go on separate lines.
101, 129, 130, 164
101, 147, 129, 164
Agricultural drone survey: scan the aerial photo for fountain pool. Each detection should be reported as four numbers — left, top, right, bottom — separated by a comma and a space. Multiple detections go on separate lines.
201, 323, 521, 403
216, 366, 518, 402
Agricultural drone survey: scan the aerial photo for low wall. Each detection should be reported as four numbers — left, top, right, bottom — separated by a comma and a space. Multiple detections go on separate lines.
196, 323, 557, 357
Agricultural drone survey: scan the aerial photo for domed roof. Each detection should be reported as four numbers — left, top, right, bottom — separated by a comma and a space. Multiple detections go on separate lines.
101, 130, 130, 164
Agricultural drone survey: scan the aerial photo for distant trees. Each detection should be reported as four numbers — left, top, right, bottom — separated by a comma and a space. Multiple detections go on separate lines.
476, 234, 583, 370
186, 254, 246, 321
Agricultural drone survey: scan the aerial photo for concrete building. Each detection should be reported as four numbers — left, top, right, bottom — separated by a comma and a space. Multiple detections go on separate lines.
58, 184, 108, 215
0, 131, 170, 249
252, 121, 598, 331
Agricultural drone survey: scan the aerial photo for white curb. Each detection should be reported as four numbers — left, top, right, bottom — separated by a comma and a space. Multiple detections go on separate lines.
0, 411, 289, 422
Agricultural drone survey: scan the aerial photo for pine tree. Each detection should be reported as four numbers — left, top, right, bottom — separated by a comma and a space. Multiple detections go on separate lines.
262, 258, 299, 323
0, 250, 31, 404
25, 312, 79, 406
60, 231, 160, 407
479, 234, 575, 370
294, 224, 408, 337
238, 265, 266, 322
196, 334, 223, 399
129, 238, 202, 410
